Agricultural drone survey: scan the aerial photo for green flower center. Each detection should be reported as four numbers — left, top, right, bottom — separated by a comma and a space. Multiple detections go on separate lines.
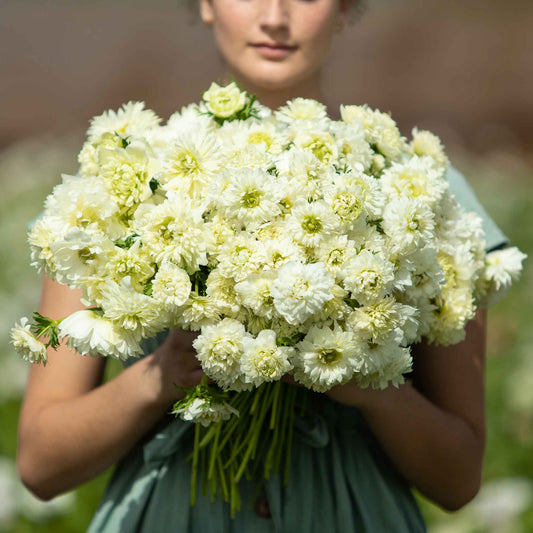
78, 248, 96, 263
307, 140, 332, 162
334, 193, 362, 220
319, 349, 341, 364
302, 215, 323, 234
157, 217, 177, 241
174, 152, 199, 174
241, 190, 262, 208
328, 249, 345, 266
248, 132, 272, 148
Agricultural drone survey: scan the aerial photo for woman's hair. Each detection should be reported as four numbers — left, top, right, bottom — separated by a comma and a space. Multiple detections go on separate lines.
184, 0, 368, 25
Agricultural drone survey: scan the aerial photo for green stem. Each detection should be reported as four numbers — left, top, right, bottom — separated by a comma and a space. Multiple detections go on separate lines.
284, 386, 298, 486
269, 381, 281, 430
217, 453, 230, 502
191, 422, 201, 506
208, 424, 221, 481
234, 385, 274, 482
199, 423, 219, 448
223, 389, 266, 468
270, 383, 289, 478
200, 443, 208, 497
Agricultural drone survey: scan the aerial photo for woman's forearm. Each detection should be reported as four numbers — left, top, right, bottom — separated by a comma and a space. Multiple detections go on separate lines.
327, 381, 484, 511
17, 354, 180, 501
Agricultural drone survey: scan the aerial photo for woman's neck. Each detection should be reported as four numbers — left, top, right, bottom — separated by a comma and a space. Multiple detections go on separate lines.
218, 69, 338, 118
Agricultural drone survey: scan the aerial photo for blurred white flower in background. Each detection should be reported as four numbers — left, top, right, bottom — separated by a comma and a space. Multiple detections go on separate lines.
0, 456, 75, 530
470, 477, 533, 531
0, 458, 17, 529
0, 357, 27, 402
505, 340, 533, 417
430, 477, 533, 533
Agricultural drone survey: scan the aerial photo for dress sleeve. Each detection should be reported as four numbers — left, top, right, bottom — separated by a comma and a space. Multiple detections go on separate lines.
445, 164, 509, 253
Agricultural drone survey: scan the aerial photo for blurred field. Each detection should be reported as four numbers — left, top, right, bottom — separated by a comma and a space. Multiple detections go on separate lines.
0, 131, 531, 532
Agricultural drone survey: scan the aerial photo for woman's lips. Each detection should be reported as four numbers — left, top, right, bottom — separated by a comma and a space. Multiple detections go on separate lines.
250, 43, 298, 60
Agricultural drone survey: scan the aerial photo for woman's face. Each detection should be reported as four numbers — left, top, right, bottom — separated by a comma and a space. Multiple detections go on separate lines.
200, 0, 347, 90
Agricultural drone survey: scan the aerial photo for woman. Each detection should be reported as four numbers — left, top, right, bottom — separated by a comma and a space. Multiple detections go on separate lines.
17, 1, 509, 531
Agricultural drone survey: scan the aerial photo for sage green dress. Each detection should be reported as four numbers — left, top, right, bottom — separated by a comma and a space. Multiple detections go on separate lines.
86, 165, 508, 533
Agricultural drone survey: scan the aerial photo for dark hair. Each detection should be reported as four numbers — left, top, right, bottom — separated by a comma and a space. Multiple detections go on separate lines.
184, 0, 368, 25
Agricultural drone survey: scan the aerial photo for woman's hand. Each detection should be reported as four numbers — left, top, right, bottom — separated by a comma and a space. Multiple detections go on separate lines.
144, 329, 206, 408
281, 373, 370, 408
323, 380, 369, 407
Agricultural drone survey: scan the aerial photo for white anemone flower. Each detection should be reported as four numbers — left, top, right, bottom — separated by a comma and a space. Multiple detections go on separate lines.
340, 104, 406, 162
98, 141, 160, 212
356, 342, 413, 390
270, 261, 335, 325
193, 318, 250, 391
260, 236, 305, 270
133, 193, 211, 271
174, 293, 222, 331
330, 120, 373, 171
410, 127, 449, 170
50, 228, 115, 287
152, 261, 192, 309
482, 247, 527, 293
346, 297, 419, 346
316, 235, 358, 277
216, 232, 266, 282
162, 132, 223, 198
343, 170, 385, 220
381, 197, 436, 255
322, 174, 368, 232
99, 277, 168, 339
241, 329, 293, 386
59, 309, 142, 359
205, 269, 241, 316
286, 199, 340, 248
104, 240, 155, 291
234, 270, 277, 319
44, 175, 123, 239
172, 397, 239, 427
28, 215, 66, 275
275, 98, 328, 122
293, 323, 363, 392
10, 318, 47, 365
340, 250, 396, 305
292, 127, 338, 165
380, 156, 447, 205
87, 101, 161, 142
427, 286, 475, 346
217, 167, 283, 229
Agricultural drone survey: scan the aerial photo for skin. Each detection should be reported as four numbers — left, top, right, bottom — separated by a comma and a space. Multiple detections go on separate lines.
18, 0, 485, 514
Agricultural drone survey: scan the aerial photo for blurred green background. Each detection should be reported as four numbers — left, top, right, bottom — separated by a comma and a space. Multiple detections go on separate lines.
1, 0, 532, 531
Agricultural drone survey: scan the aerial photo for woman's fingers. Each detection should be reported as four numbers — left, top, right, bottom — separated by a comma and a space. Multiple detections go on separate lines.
280, 373, 302, 387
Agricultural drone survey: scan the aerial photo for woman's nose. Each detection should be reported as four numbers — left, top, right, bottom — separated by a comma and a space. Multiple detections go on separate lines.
259, 0, 289, 29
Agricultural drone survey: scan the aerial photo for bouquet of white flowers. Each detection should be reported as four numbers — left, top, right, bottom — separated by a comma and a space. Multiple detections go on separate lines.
11, 82, 526, 515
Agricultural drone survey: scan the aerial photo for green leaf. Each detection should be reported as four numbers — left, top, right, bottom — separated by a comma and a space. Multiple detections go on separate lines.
114, 131, 131, 148
114, 234, 140, 249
